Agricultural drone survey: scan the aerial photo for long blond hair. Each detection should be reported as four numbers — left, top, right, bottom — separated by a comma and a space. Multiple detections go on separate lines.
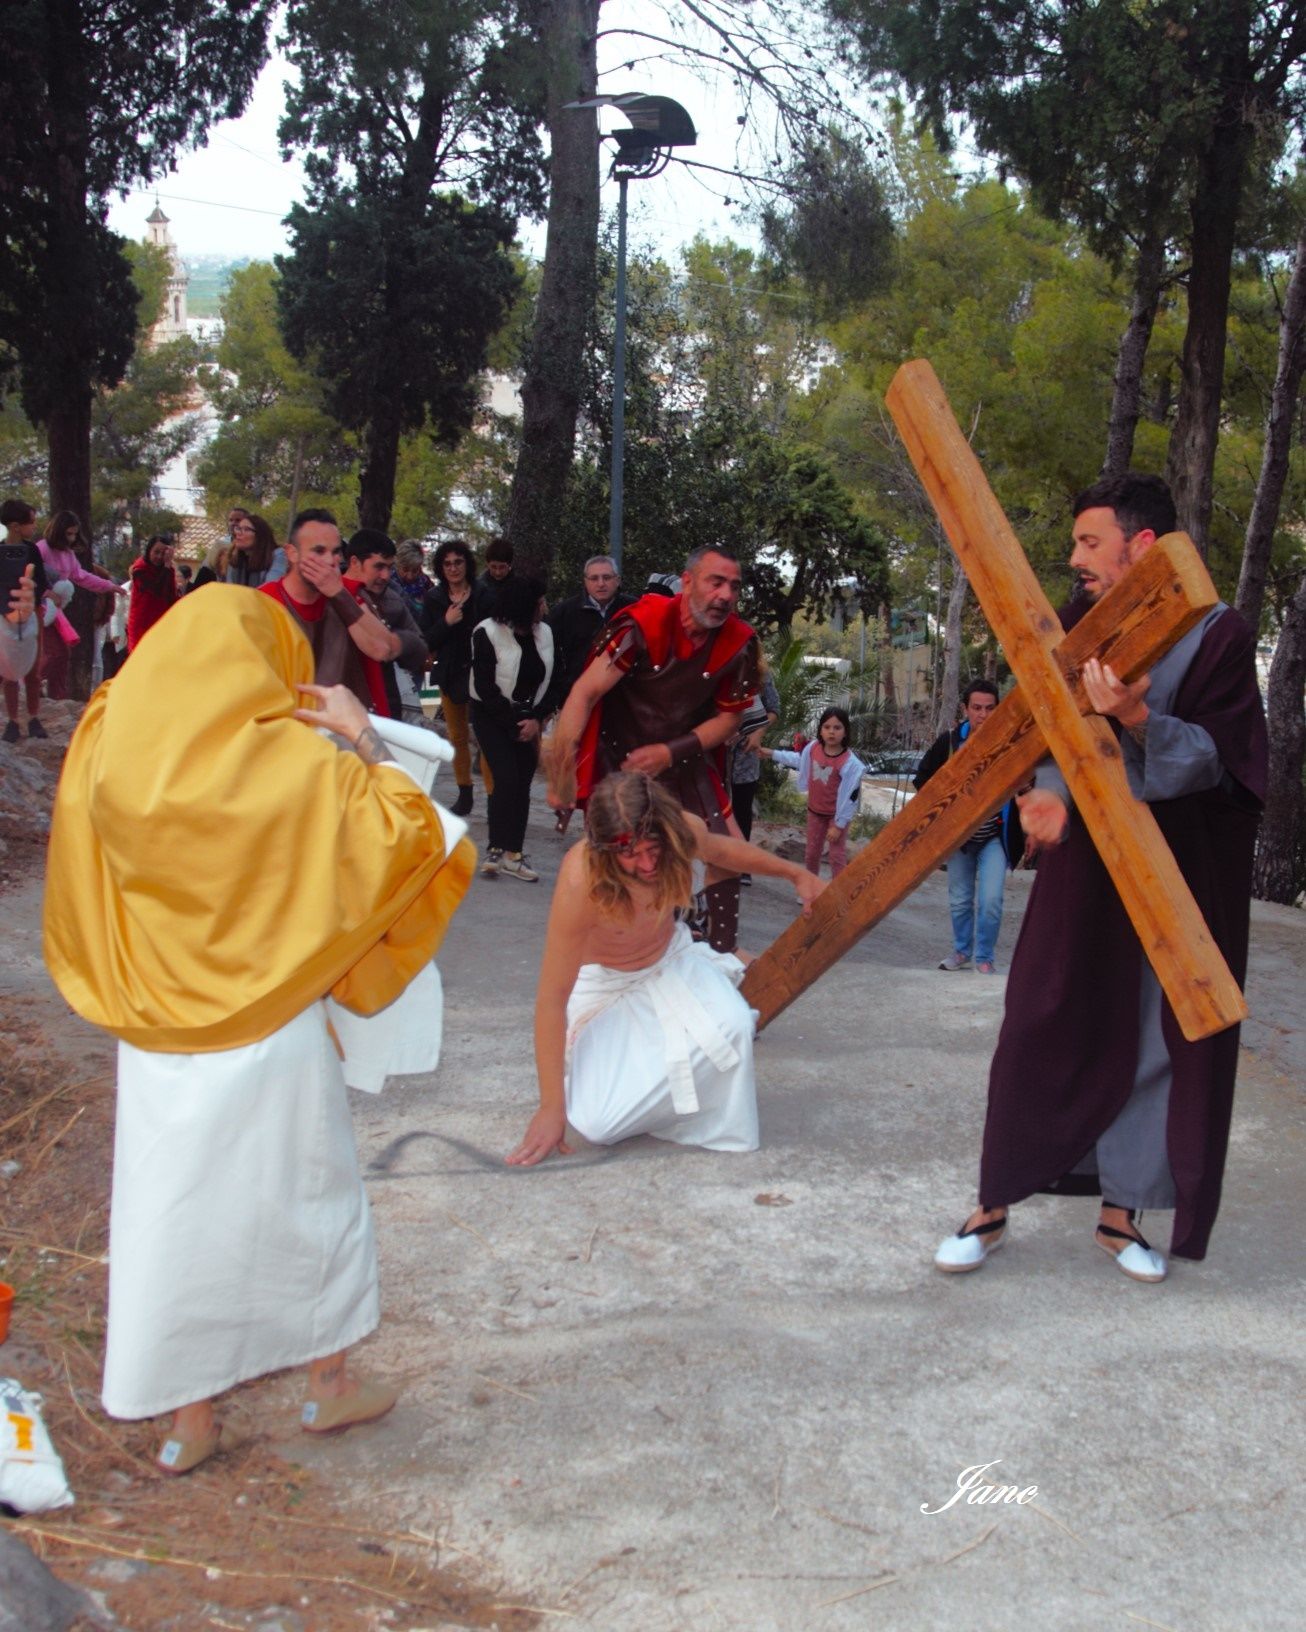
584, 773, 695, 919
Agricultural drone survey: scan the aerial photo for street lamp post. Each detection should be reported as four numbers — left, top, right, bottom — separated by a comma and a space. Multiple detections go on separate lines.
565, 93, 696, 576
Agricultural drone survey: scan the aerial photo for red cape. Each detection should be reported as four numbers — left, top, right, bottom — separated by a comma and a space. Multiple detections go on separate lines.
575, 593, 756, 804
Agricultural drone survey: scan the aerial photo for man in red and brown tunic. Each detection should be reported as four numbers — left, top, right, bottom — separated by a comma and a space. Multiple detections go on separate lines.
547, 546, 761, 952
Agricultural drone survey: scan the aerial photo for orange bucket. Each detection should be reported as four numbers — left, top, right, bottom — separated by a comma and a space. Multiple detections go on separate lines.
0, 1282, 13, 1344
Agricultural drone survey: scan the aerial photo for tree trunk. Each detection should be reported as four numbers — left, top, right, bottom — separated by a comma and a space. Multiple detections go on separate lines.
1164, 42, 1254, 552
43, 0, 98, 698
1100, 225, 1167, 479
503, 0, 600, 582
934, 553, 967, 733
1253, 567, 1306, 903
357, 406, 403, 533
1236, 218, 1306, 635
879, 601, 896, 708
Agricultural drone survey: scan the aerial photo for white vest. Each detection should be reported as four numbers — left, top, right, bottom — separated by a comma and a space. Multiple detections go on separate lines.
469, 618, 554, 709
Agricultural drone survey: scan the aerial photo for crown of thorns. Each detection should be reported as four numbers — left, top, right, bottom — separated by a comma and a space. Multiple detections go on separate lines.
587, 811, 659, 855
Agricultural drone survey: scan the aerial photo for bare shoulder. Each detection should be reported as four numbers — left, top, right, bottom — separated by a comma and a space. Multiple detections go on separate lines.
558, 840, 589, 886
683, 811, 710, 852
552, 842, 594, 916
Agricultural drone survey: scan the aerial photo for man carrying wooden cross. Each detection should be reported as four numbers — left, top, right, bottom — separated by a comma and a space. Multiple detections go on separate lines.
935, 474, 1267, 1284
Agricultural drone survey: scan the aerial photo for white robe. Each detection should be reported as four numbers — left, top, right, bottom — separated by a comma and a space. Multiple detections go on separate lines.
101, 772, 463, 1419
103, 1003, 378, 1419
565, 922, 759, 1151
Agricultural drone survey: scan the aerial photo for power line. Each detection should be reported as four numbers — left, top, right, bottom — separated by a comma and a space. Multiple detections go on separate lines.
120, 187, 290, 220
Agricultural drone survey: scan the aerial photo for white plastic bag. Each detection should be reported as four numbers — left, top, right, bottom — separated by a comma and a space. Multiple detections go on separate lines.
0, 1378, 74, 1512
0, 618, 38, 684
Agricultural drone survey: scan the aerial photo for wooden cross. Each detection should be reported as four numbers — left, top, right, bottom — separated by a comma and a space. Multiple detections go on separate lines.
741, 359, 1246, 1045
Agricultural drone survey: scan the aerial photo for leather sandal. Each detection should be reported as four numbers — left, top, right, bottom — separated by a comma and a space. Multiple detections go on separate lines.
1095, 1212, 1167, 1284
934, 1212, 1008, 1273
301, 1377, 398, 1435
156, 1423, 222, 1476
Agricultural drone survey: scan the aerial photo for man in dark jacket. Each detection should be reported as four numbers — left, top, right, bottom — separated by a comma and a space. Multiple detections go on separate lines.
346, 531, 427, 721
913, 679, 1020, 974
546, 555, 636, 703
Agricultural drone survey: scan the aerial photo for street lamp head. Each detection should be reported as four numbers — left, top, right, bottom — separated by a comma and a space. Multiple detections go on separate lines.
564, 91, 696, 178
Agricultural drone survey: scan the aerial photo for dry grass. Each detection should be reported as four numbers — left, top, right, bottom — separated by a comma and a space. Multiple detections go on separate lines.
0, 1000, 538, 1631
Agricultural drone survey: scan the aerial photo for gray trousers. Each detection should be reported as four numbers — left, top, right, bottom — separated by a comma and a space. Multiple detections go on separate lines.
1070, 963, 1176, 1210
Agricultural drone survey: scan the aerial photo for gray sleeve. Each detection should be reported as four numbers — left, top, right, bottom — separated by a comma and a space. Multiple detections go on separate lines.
1123, 713, 1223, 801
1032, 755, 1070, 807
1035, 718, 1222, 807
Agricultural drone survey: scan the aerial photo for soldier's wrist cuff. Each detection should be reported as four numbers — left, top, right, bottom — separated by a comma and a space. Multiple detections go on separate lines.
330, 589, 364, 627
666, 733, 704, 763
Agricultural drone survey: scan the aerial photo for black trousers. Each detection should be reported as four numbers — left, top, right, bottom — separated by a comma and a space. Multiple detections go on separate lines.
469, 703, 538, 853
731, 778, 757, 841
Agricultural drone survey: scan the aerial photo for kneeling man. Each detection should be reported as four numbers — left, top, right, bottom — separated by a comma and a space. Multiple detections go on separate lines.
507, 771, 824, 1165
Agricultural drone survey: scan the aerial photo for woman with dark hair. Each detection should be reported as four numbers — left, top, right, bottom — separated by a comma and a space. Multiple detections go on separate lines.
37, 511, 123, 601
420, 539, 492, 817
225, 513, 278, 587
468, 576, 558, 881
127, 535, 179, 651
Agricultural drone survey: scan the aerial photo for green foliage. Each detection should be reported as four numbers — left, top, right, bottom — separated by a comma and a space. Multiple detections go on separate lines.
550, 232, 887, 629
276, 0, 540, 527
761, 127, 897, 312
196, 262, 355, 525
1, 0, 271, 485
90, 241, 208, 538
277, 192, 519, 463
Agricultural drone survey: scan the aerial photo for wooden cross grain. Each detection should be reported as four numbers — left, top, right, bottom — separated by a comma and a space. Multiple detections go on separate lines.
741, 359, 1247, 1044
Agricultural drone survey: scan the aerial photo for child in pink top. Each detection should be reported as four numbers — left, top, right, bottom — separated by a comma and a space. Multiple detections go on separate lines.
762, 706, 866, 877
38, 512, 124, 599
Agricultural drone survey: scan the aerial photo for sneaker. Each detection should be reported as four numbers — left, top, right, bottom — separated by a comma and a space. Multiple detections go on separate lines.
499, 851, 539, 883
739, 873, 752, 886
481, 847, 503, 877
2, 721, 19, 744
974, 960, 997, 974
27, 717, 48, 740
938, 952, 970, 971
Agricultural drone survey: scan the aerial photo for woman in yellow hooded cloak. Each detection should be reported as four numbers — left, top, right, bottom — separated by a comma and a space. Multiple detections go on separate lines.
44, 586, 474, 1474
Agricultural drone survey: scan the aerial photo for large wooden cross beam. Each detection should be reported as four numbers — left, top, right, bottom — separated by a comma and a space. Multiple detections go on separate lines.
741, 359, 1246, 1045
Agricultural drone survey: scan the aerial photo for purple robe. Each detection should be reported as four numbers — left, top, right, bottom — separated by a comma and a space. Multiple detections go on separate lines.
979, 605, 1267, 1259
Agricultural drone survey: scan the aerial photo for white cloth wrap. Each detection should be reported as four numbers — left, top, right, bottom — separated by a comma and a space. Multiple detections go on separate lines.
103, 1003, 380, 1420
326, 958, 444, 1094
564, 922, 759, 1151
322, 772, 466, 1093
0, 617, 37, 683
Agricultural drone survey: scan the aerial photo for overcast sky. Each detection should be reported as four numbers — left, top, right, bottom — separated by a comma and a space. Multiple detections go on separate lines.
104, 5, 802, 267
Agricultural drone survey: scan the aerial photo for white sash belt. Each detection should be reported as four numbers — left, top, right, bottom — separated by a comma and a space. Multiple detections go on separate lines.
566, 923, 745, 1115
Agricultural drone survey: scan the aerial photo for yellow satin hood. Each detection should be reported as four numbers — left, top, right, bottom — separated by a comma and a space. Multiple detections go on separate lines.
44, 585, 473, 1052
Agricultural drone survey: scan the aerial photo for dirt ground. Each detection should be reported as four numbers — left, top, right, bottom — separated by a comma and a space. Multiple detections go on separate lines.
2, 710, 1303, 1630
0, 715, 538, 1632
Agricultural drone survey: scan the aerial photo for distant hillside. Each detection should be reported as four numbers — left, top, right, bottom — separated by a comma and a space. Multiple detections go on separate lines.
183, 256, 252, 319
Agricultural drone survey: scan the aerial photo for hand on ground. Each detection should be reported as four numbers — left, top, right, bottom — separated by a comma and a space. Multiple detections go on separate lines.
505, 1107, 573, 1167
